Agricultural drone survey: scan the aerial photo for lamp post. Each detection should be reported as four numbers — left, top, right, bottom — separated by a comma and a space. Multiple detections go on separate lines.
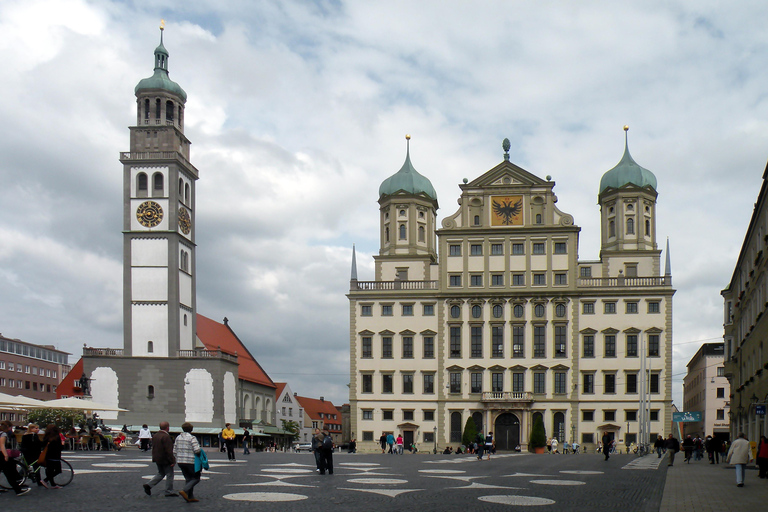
433, 426, 437, 454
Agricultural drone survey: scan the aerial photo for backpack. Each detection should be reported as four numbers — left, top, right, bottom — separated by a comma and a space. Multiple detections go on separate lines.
322, 435, 333, 451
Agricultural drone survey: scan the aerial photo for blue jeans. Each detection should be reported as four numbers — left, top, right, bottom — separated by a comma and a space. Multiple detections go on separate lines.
735, 464, 746, 485
656, 447, 663, 458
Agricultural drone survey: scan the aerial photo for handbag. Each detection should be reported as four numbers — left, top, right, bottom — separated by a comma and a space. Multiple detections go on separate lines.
194, 448, 209, 472
37, 446, 48, 465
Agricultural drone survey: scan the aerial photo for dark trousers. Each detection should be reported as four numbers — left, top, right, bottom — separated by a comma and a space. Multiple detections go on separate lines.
757, 457, 768, 478
226, 440, 235, 460
140, 439, 150, 451
604, 448, 610, 460
1, 456, 23, 493
668, 450, 676, 465
178, 463, 201, 498
314, 449, 322, 470
320, 450, 333, 474
477, 444, 484, 459
44, 459, 62, 486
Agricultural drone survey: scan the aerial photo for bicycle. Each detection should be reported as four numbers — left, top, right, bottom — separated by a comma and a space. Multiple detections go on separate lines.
0, 454, 74, 489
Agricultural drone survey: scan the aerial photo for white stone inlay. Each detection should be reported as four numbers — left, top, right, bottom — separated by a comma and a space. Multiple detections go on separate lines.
530, 479, 586, 486
479, 495, 556, 506
346, 478, 408, 485
340, 487, 423, 497
223, 492, 308, 502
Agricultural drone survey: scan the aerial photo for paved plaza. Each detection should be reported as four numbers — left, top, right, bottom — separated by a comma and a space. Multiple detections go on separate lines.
2, 448, 766, 511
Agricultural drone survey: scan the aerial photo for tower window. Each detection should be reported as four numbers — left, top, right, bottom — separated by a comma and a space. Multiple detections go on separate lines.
474, 215, 480, 226
385, 227, 389, 243
418, 225, 425, 242
626, 218, 634, 234
144, 99, 150, 121
166, 100, 174, 123
645, 219, 650, 236
178, 105, 183, 127
147, 341, 154, 353
185, 183, 190, 204
137, 173, 148, 196
153, 172, 164, 196
147, 385, 155, 399
155, 99, 161, 120
536, 213, 542, 224
179, 178, 184, 197
184, 314, 188, 326
609, 220, 615, 237
399, 224, 406, 240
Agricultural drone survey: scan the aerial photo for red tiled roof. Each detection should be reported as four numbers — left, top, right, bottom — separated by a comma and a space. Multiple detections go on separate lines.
196, 314, 275, 389
294, 394, 341, 433
274, 382, 287, 398
57, 358, 85, 398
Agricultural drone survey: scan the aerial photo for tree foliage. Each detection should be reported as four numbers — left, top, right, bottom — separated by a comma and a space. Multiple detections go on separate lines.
281, 419, 300, 439
27, 409, 85, 430
530, 415, 547, 448
462, 416, 478, 447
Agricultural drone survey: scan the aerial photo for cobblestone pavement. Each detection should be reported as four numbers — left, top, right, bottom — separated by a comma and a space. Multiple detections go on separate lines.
1, 448, 675, 511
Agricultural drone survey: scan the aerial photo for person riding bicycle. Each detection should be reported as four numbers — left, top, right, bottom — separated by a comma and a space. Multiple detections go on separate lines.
41, 425, 64, 489
20, 424, 47, 488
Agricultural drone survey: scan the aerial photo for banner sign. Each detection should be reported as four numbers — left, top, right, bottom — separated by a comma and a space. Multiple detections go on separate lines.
672, 411, 702, 422
756, 405, 766, 416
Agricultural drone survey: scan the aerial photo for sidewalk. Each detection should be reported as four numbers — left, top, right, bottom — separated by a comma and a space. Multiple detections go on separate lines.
659, 455, 768, 512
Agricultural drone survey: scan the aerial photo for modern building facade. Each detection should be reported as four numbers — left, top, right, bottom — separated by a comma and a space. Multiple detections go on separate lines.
349, 130, 675, 452
682, 343, 729, 440
722, 161, 768, 441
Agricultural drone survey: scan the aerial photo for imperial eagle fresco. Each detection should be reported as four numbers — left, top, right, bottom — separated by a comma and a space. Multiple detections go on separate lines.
491, 196, 523, 226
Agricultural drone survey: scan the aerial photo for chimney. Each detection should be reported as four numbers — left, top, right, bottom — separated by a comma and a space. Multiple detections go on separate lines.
320, 396, 324, 402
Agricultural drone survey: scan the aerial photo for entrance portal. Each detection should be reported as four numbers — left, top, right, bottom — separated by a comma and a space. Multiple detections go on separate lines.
494, 413, 520, 451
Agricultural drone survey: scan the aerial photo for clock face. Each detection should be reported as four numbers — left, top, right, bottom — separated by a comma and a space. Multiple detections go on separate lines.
178, 206, 191, 235
136, 201, 164, 228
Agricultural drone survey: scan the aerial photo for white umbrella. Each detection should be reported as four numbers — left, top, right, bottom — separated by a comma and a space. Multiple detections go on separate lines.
43, 397, 129, 412
0, 392, 48, 409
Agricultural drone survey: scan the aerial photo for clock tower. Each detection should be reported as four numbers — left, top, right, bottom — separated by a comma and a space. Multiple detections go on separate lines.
121, 25, 198, 357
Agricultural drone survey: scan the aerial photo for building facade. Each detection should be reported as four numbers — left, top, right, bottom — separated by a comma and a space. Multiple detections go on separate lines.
682, 343, 729, 440
349, 131, 674, 452
723, 161, 768, 441
275, 383, 312, 443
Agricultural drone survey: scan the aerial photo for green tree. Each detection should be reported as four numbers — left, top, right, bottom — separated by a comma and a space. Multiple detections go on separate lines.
281, 419, 300, 440
27, 409, 85, 430
461, 416, 478, 447
530, 415, 547, 448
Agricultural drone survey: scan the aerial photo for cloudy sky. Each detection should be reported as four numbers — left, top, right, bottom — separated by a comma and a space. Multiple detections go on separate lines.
1, 0, 765, 408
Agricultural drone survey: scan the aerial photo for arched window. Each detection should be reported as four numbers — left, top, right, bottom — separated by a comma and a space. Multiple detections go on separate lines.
472, 305, 482, 318
184, 314, 188, 326
152, 172, 164, 196
609, 220, 615, 237
474, 215, 480, 226
178, 178, 184, 197
185, 183, 190, 204
166, 100, 174, 123
147, 385, 155, 399
155, 99, 161, 120
137, 173, 148, 197
144, 99, 150, 121
178, 105, 183, 127
472, 412, 483, 433
553, 412, 565, 442
147, 341, 154, 353
399, 224, 406, 240
626, 218, 635, 235
536, 214, 542, 224
418, 225, 425, 242
645, 219, 650, 236
385, 227, 389, 243
450, 411, 462, 442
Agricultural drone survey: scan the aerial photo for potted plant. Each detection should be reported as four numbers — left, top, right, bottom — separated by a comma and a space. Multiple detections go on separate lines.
530, 415, 547, 454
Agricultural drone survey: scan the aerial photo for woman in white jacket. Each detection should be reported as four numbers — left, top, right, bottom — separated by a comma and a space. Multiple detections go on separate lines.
726, 433, 752, 487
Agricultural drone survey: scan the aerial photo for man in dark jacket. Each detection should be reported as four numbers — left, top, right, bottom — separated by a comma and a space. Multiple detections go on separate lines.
665, 434, 680, 467
682, 435, 694, 463
312, 428, 324, 472
602, 433, 612, 461
143, 421, 177, 497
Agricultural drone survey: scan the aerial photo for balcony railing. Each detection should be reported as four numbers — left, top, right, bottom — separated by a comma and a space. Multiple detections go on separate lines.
83, 348, 124, 357
352, 280, 439, 291
120, 151, 194, 170
482, 391, 534, 402
577, 276, 671, 287
177, 349, 238, 362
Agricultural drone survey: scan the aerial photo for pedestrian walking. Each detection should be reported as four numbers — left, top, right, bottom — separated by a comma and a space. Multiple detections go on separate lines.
551, 438, 559, 454
386, 432, 395, 454
142, 421, 176, 497
222, 423, 236, 461
20, 424, 47, 488
396, 434, 404, 455
379, 433, 387, 454
757, 435, 768, 478
173, 422, 201, 502
312, 428, 324, 472
485, 432, 493, 460
665, 433, 680, 467
242, 428, 251, 455
682, 435, 694, 463
726, 432, 752, 487
602, 433, 612, 461
41, 424, 65, 489
0, 420, 30, 496
319, 430, 334, 475
476, 432, 485, 460
654, 435, 664, 458
138, 424, 152, 451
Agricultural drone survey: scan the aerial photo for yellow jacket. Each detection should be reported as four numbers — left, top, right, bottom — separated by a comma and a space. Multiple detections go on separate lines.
222, 428, 236, 440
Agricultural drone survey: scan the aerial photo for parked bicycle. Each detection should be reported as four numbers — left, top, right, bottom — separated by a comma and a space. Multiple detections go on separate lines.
0, 453, 74, 489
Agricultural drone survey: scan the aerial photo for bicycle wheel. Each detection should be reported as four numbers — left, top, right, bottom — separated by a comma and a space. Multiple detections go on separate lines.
56, 459, 74, 487
0, 460, 27, 490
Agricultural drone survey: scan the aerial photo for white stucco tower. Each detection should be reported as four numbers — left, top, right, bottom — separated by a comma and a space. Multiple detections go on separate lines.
121, 26, 198, 357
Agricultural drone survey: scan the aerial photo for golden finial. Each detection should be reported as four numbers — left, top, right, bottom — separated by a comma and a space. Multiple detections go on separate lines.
405, 134, 411, 140
623, 125, 629, 131
160, 19, 165, 31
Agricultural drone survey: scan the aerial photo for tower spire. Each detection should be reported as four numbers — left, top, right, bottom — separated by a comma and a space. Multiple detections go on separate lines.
350, 244, 358, 281
665, 237, 672, 277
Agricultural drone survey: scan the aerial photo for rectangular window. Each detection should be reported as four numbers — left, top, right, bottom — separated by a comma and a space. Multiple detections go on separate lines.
470, 244, 483, 256
450, 327, 461, 357
605, 334, 616, 357
512, 243, 524, 255
650, 410, 659, 421
554, 372, 566, 394
650, 373, 660, 394
513, 326, 525, 357
403, 410, 414, 421
382, 305, 393, 316
604, 373, 616, 394
648, 334, 660, 356
580, 266, 592, 277
554, 273, 567, 285
402, 337, 413, 358
492, 372, 503, 392
648, 301, 660, 313
533, 325, 546, 357
582, 410, 594, 421
361, 305, 372, 316
583, 334, 594, 357
716, 387, 725, 398
491, 243, 503, 255
382, 374, 393, 393
604, 410, 616, 422
533, 372, 546, 394
492, 326, 504, 357
424, 410, 435, 421
554, 242, 567, 254
582, 302, 594, 314
471, 372, 482, 393
583, 373, 594, 394
554, 325, 566, 358
626, 372, 638, 394
449, 244, 462, 256
362, 410, 373, 420
513, 372, 524, 392
382, 337, 392, 358
402, 304, 413, 316
449, 275, 462, 287
403, 374, 414, 394
512, 274, 525, 286
626, 334, 638, 357
625, 410, 637, 421
491, 274, 504, 286
470, 274, 483, 287
423, 374, 434, 394
626, 302, 638, 314
362, 337, 372, 358
471, 326, 483, 357
450, 372, 461, 393
716, 409, 725, 420
582, 433, 595, 444
533, 242, 545, 254
423, 336, 434, 358
717, 367, 725, 377
423, 304, 435, 316
383, 410, 393, 420
533, 273, 546, 285
423, 432, 434, 443
604, 302, 616, 314
362, 374, 373, 393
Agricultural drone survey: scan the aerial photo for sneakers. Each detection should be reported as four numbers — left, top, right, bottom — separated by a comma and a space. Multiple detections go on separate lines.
17, 488, 31, 496
737, 483, 744, 487
143, 484, 151, 496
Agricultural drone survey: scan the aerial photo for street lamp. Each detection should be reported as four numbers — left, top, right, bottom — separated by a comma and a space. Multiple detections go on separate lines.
433, 426, 437, 454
